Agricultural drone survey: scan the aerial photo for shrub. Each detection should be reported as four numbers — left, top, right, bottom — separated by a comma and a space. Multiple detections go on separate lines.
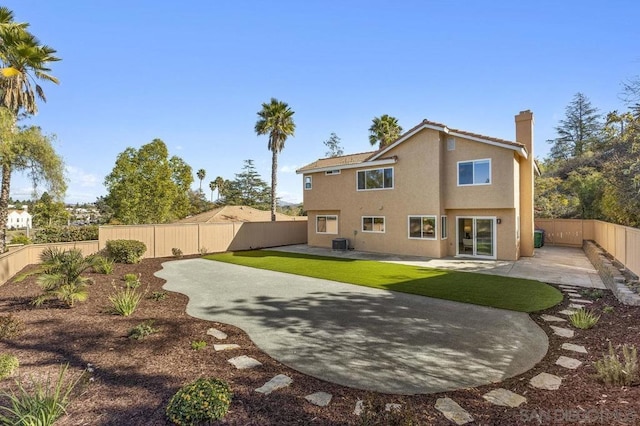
165, 378, 232, 425
190, 340, 207, 351
594, 342, 639, 386
128, 320, 158, 340
0, 354, 18, 379
105, 240, 147, 264
0, 315, 23, 339
123, 273, 141, 289
580, 289, 604, 300
172, 248, 183, 258
569, 308, 600, 329
10, 234, 31, 245
33, 248, 95, 308
0, 364, 83, 425
603, 306, 615, 314
109, 287, 143, 316
149, 291, 167, 301
33, 225, 99, 244
92, 256, 114, 274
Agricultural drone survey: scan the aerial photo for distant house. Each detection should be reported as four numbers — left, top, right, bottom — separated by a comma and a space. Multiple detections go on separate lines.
296, 111, 537, 261
176, 205, 305, 223
7, 208, 32, 229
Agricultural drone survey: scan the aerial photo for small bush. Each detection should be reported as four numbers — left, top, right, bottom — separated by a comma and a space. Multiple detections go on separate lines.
166, 378, 232, 425
9, 234, 31, 245
0, 364, 83, 425
149, 291, 167, 301
0, 315, 23, 339
603, 306, 615, 314
172, 248, 183, 258
123, 273, 141, 289
128, 320, 158, 340
569, 308, 600, 329
580, 289, 604, 300
109, 287, 143, 316
92, 256, 114, 274
33, 248, 94, 308
0, 354, 19, 379
594, 342, 639, 386
191, 340, 207, 351
33, 225, 99, 243
105, 240, 147, 264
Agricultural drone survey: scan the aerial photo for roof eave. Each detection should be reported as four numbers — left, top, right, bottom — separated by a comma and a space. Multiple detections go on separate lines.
296, 157, 398, 174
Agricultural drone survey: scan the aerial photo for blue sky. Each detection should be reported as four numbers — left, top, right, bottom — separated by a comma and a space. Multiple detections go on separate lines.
5, 1, 639, 204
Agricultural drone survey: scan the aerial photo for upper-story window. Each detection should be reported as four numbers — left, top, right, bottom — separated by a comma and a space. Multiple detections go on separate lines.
357, 167, 393, 191
304, 175, 312, 190
458, 159, 491, 186
325, 170, 341, 175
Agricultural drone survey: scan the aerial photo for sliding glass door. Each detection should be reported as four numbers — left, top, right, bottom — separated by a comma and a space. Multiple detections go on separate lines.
457, 217, 496, 259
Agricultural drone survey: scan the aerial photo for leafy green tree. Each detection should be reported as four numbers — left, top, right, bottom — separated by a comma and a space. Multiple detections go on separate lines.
368, 114, 403, 149
196, 168, 206, 192
566, 167, 605, 219
104, 139, 193, 224
223, 160, 270, 209
255, 98, 296, 221
31, 191, 69, 227
548, 93, 602, 161
187, 188, 213, 215
323, 132, 344, 157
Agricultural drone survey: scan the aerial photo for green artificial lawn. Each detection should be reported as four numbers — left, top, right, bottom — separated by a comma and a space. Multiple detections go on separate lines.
204, 250, 562, 312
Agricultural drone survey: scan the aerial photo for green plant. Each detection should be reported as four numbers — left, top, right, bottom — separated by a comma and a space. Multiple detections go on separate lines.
0, 354, 19, 379
149, 291, 167, 301
128, 320, 158, 340
0, 364, 84, 425
10, 233, 32, 245
165, 378, 232, 425
172, 248, 183, 258
92, 255, 114, 274
32, 247, 96, 307
603, 305, 614, 314
569, 308, 600, 329
594, 342, 639, 386
123, 273, 141, 289
0, 315, 23, 339
33, 225, 99, 243
190, 340, 207, 351
105, 240, 147, 264
109, 286, 143, 316
580, 288, 604, 300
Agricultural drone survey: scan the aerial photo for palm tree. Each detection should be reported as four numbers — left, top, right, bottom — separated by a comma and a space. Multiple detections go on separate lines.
208, 180, 216, 202
255, 98, 296, 221
368, 114, 403, 149
214, 176, 225, 201
196, 168, 206, 192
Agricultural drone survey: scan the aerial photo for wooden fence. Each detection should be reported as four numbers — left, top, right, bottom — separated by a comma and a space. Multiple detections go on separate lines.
0, 220, 307, 285
535, 218, 640, 278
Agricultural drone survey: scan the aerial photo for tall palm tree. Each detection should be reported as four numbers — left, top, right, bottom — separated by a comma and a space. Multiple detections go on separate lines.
214, 176, 225, 201
368, 114, 403, 149
196, 168, 206, 192
255, 98, 296, 221
208, 180, 216, 202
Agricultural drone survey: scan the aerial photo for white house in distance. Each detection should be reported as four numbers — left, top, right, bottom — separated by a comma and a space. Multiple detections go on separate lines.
7, 206, 32, 229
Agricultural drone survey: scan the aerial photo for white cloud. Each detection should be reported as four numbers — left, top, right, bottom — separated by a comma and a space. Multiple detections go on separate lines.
280, 165, 299, 174
66, 166, 99, 188
277, 191, 302, 204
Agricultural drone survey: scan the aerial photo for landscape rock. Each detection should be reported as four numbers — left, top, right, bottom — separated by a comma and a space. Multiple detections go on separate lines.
434, 397, 474, 425
540, 314, 566, 322
353, 400, 364, 416
206, 328, 228, 340
530, 372, 562, 390
305, 392, 332, 407
482, 388, 527, 407
228, 355, 262, 370
556, 356, 583, 369
550, 325, 575, 338
558, 309, 577, 316
255, 374, 293, 395
213, 344, 240, 351
385, 403, 402, 412
561, 343, 587, 353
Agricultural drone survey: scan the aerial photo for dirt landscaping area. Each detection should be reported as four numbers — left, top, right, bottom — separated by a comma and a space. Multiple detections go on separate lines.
0, 257, 639, 425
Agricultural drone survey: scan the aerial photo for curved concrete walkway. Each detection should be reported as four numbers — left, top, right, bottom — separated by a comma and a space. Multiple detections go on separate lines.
156, 259, 548, 395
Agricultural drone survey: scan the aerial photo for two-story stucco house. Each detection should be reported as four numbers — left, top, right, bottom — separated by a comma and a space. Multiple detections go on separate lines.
7, 208, 32, 230
296, 110, 536, 261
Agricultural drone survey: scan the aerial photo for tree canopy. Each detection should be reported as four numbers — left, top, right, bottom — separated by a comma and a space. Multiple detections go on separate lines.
222, 160, 270, 209
368, 114, 403, 149
323, 132, 344, 157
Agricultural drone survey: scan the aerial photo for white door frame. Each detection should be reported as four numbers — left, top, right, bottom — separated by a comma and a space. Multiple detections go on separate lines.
455, 216, 497, 260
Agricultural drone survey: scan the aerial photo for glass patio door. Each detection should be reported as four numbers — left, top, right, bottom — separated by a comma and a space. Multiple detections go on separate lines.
457, 217, 496, 259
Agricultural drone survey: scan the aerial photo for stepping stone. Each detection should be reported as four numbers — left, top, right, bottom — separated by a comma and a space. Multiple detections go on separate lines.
207, 328, 228, 340
566, 293, 581, 298
570, 299, 593, 304
385, 403, 402, 412
255, 374, 292, 395
353, 400, 364, 416
569, 304, 587, 310
562, 343, 587, 354
556, 356, 583, 369
482, 388, 527, 407
559, 285, 577, 289
550, 325, 575, 338
434, 397, 474, 425
530, 372, 562, 390
228, 355, 262, 370
558, 309, 577, 316
213, 344, 240, 351
305, 392, 332, 407
541, 314, 566, 323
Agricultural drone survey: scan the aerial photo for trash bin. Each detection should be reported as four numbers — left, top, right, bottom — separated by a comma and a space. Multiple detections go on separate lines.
534, 230, 544, 248
332, 238, 348, 251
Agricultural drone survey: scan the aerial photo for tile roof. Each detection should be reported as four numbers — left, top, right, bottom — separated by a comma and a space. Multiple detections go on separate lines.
296, 151, 376, 173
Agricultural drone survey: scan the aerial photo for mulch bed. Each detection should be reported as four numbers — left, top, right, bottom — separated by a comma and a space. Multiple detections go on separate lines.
0, 257, 639, 425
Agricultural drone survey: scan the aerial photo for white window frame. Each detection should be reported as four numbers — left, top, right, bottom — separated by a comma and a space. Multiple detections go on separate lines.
457, 158, 491, 186
316, 215, 338, 234
325, 170, 341, 175
304, 175, 312, 190
407, 215, 437, 240
356, 167, 394, 191
441, 215, 448, 239
362, 216, 385, 233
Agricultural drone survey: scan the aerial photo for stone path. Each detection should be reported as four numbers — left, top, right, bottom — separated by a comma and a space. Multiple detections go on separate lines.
203, 285, 595, 424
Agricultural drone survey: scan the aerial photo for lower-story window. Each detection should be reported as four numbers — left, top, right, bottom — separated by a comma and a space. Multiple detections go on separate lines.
316, 215, 338, 234
362, 216, 385, 233
408, 215, 436, 239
